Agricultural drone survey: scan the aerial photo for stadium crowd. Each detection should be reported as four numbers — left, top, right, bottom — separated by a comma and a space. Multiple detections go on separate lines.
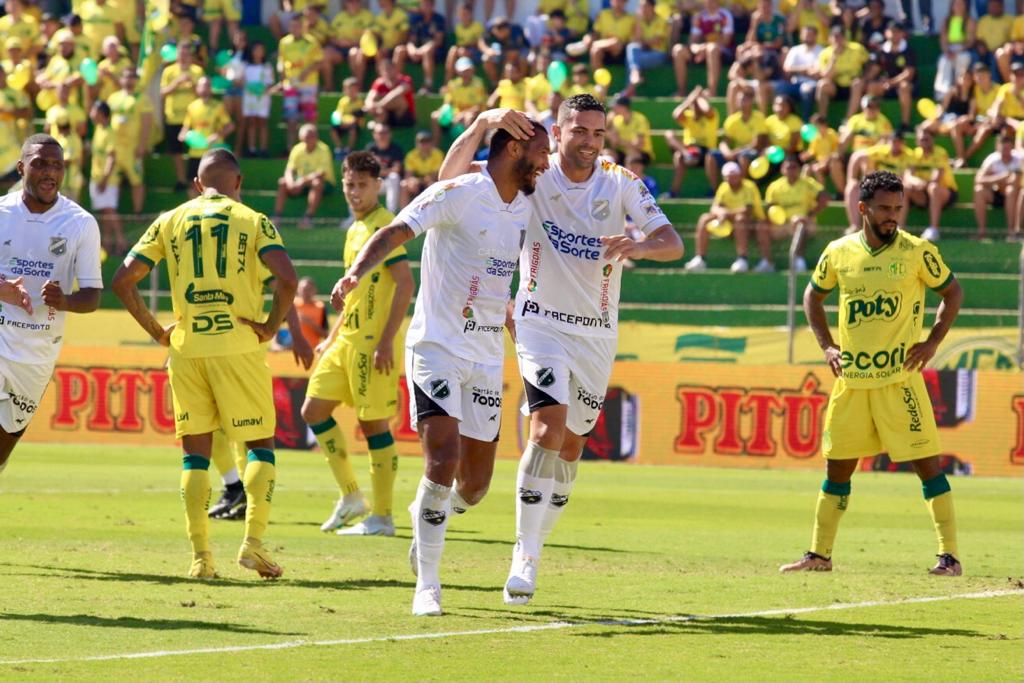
0, 0, 1022, 261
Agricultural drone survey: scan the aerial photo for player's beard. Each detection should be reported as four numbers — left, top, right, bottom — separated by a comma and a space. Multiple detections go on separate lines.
26, 174, 60, 208
866, 214, 899, 245
514, 157, 540, 196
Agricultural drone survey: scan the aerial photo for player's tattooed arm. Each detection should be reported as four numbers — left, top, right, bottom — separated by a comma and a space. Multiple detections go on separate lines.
439, 108, 533, 180
904, 277, 963, 372
331, 222, 415, 311
803, 284, 842, 377
112, 258, 175, 346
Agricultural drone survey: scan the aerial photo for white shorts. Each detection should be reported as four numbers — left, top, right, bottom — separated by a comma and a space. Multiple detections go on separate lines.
242, 92, 271, 118
0, 355, 54, 434
515, 319, 616, 437
89, 181, 119, 211
405, 342, 504, 442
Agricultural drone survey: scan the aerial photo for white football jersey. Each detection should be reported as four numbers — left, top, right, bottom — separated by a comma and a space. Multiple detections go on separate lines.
514, 154, 670, 339
397, 170, 530, 365
0, 192, 102, 365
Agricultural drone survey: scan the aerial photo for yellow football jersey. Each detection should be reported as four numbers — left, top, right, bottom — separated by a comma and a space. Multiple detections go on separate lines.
843, 111, 893, 151
330, 8, 374, 44
182, 98, 231, 158
454, 20, 483, 46
677, 108, 720, 148
637, 14, 670, 52
818, 41, 869, 87
159, 63, 204, 124
811, 231, 954, 388
97, 54, 133, 101
765, 112, 802, 150
0, 86, 28, 174
45, 102, 86, 136
973, 83, 998, 115
807, 125, 839, 161
593, 9, 635, 42
404, 147, 443, 178
79, 0, 119, 57
445, 76, 487, 112
911, 146, 957, 191
713, 178, 766, 219
722, 110, 767, 147
0, 13, 39, 53
865, 142, 914, 175
524, 74, 552, 110
278, 34, 324, 86
333, 94, 364, 125
107, 88, 154, 149
90, 122, 116, 180
374, 8, 409, 51
765, 175, 823, 218
494, 78, 526, 111
339, 205, 407, 349
129, 194, 287, 359
286, 140, 336, 183
610, 111, 653, 157
994, 82, 1024, 119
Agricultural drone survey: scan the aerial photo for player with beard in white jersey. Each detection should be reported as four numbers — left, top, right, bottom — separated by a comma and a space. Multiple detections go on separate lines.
439, 96, 684, 605
331, 119, 551, 616
0, 134, 103, 476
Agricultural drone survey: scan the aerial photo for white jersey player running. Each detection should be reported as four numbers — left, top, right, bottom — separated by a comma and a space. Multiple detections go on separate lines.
0, 134, 103, 476
439, 97, 684, 605
331, 121, 551, 616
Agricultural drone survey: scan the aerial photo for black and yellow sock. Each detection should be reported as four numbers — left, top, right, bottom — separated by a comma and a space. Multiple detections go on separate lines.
242, 448, 276, 542
367, 431, 398, 517
810, 479, 850, 558
311, 417, 359, 495
923, 474, 958, 557
181, 455, 211, 555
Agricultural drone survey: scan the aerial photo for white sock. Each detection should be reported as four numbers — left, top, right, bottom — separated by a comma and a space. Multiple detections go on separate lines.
515, 442, 559, 558
451, 487, 470, 515
412, 476, 451, 589
221, 468, 240, 486
540, 457, 579, 548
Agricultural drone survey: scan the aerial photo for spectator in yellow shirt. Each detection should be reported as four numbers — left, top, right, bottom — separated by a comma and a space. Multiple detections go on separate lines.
625, 0, 672, 96
487, 60, 527, 110
330, 76, 365, 157
607, 95, 654, 162
0, 64, 30, 190
0, 0, 39, 60
160, 43, 203, 191
107, 66, 152, 213
765, 94, 802, 153
685, 161, 768, 273
763, 155, 827, 272
839, 95, 893, 152
995, 11, 1024, 83
373, 0, 410, 55
275, 123, 336, 228
79, 0, 123, 60
905, 129, 958, 242
814, 24, 869, 120
844, 131, 913, 232
88, 100, 124, 254
94, 36, 131, 104
54, 116, 84, 202
584, 0, 636, 71
46, 81, 87, 139
664, 86, 719, 197
400, 130, 443, 207
278, 14, 324, 148
711, 89, 768, 188
179, 76, 235, 197
325, 0, 374, 89
444, 2, 482, 82
432, 55, 485, 142
799, 112, 844, 198
975, 0, 1012, 64
34, 29, 81, 111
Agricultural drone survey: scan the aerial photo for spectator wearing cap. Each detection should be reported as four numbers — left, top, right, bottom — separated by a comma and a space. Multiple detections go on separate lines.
906, 128, 958, 243
400, 130, 443, 207
763, 155, 827, 272
933, 0, 974, 102
685, 161, 768, 274
35, 28, 80, 110
607, 95, 654, 163
433, 55, 486, 142
373, 0, 410, 59
0, 0, 40, 59
814, 22, 869, 120
844, 131, 914, 231
275, 123, 336, 229
777, 25, 821, 120
624, 0, 671, 97
664, 86, 719, 198
364, 122, 404, 213
673, 0, 734, 97
849, 20, 915, 134
479, 16, 528, 84
325, 0, 374, 90
840, 94, 892, 152
974, 134, 1022, 240
366, 57, 416, 128
395, 0, 446, 94
711, 89, 768, 188
444, 2, 483, 81
160, 42, 203, 191
976, 0, 1012, 68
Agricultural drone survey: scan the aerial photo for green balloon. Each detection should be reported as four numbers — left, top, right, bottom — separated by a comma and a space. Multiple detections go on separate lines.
245, 81, 266, 96
451, 122, 466, 137
211, 75, 231, 93
766, 145, 785, 164
184, 130, 209, 150
800, 123, 819, 143
214, 49, 233, 68
437, 103, 453, 127
330, 110, 343, 126
79, 58, 99, 86
160, 43, 177, 62
547, 61, 568, 91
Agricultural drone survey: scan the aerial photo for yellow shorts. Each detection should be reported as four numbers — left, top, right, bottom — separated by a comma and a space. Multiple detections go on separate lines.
168, 349, 276, 442
822, 373, 941, 462
114, 153, 143, 186
306, 341, 399, 421
203, 0, 241, 21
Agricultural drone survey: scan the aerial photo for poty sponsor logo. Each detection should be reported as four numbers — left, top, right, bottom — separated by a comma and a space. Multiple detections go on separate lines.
541, 220, 601, 260
846, 291, 902, 327
7, 257, 54, 278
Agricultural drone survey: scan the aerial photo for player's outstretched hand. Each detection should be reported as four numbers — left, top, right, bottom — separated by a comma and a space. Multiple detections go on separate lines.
41, 280, 66, 310
903, 339, 938, 372
292, 332, 314, 370
330, 274, 359, 312
157, 322, 176, 347
238, 317, 277, 343
373, 342, 394, 375
477, 108, 534, 140
0, 277, 33, 315
601, 234, 645, 262
823, 344, 843, 377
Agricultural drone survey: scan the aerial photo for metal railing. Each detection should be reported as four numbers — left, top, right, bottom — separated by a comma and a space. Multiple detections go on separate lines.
786, 223, 807, 365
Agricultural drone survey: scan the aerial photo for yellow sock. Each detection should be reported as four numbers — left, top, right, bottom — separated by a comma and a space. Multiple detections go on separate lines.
242, 448, 276, 542
809, 479, 850, 558
367, 431, 398, 517
230, 440, 247, 478
210, 430, 235, 478
923, 474, 958, 556
181, 455, 212, 555
311, 417, 359, 495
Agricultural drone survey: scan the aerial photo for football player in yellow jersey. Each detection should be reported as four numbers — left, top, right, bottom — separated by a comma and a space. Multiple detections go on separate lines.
301, 151, 414, 536
781, 171, 964, 577
400, 130, 443, 207
179, 77, 235, 198
107, 67, 152, 214
763, 155, 827, 272
113, 148, 299, 580
904, 129, 957, 243
685, 161, 767, 273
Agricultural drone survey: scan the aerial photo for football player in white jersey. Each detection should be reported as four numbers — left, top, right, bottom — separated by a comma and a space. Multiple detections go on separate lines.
439, 96, 684, 605
331, 120, 551, 616
0, 135, 103, 475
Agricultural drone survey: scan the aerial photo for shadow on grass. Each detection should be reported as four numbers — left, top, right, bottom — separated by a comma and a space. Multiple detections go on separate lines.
0, 612, 298, 635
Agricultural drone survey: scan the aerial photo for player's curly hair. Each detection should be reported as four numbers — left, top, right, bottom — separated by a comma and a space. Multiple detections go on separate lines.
343, 150, 381, 178
859, 171, 903, 202
557, 93, 605, 124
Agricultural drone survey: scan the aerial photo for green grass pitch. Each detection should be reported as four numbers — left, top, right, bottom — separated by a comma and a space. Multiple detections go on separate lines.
1, 444, 1021, 682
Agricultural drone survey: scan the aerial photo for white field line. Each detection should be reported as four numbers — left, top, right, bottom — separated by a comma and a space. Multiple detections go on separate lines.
0, 589, 1018, 666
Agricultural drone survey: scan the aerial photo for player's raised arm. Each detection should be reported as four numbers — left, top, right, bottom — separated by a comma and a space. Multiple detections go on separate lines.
330, 221, 416, 311
438, 108, 535, 180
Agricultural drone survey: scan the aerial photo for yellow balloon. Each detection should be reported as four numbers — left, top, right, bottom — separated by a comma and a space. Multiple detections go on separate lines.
360, 30, 378, 58
36, 88, 57, 111
593, 67, 612, 87
707, 218, 734, 238
100, 247, 108, 263
916, 98, 938, 120
768, 205, 788, 226
748, 156, 769, 179
7, 64, 29, 91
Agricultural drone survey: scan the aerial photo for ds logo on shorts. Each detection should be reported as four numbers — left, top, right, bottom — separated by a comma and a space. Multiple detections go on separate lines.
536, 367, 555, 387
429, 379, 450, 400
421, 508, 446, 526
846, 291, 901, 327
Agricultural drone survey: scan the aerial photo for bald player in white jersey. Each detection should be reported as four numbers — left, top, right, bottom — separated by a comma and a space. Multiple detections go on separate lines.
331, 119, 552, 617
0, 134, 103, 476
439, 96, 684, 605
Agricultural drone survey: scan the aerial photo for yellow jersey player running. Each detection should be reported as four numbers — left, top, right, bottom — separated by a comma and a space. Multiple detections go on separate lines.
112, 149, 299, 580
301, 151, 414, 537
781, 171, 965, 577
